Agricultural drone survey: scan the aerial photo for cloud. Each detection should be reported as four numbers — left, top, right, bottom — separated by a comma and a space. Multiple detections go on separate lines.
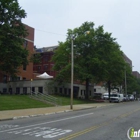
18, 0, 140, 72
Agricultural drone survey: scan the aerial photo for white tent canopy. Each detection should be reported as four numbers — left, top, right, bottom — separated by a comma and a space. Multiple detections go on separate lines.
36, 72, 53, 79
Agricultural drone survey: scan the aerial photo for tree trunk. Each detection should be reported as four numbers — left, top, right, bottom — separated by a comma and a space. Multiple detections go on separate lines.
85, 78, 89, 99
107, 81, 111, 100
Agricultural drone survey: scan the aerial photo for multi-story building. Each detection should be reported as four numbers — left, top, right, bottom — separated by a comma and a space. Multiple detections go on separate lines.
123, 53, 132, 68
0, 24, 35, 82
0, 27, 137, 96
33, 46, 58, 78
132, 71, 140, 79
17, 24, 35, 81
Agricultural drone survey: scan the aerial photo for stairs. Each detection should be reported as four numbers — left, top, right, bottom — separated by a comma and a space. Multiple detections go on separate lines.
29, 92, 62, 106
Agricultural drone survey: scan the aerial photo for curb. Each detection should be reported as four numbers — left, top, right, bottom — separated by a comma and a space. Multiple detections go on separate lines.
0, 110, 73, 121
0, 105, 111, 121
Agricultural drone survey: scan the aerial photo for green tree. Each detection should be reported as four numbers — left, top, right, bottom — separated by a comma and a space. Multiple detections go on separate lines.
52, 41, 71, 85
52, 22, 126, 99
136, 78, 140, 95
126, 68, 140, 96
30, 53, 42, 64
98, 44, 126, 99
0, 0, 28, 76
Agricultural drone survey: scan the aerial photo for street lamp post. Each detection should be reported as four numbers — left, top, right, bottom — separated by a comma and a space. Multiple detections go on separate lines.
70, 36, 74, 110
70, 31, 90, 110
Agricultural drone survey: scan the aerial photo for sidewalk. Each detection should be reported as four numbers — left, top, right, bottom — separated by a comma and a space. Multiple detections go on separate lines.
0, 103, 113, 121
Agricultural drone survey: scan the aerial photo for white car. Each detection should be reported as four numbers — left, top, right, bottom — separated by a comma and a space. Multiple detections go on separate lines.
129, 95, 134, 101
110, 93, 124, 103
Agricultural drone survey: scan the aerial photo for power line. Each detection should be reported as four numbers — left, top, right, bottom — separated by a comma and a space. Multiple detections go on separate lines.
35, 28, 66, 37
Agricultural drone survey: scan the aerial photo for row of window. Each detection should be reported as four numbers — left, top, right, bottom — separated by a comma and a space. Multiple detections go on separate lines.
54, 87, 93, 97
2, 87, 43, 94
34, 64, 54, 71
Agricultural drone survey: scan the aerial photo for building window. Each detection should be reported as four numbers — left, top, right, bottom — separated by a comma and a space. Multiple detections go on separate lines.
24, 40, 28, 48
37, 66, 41, 71
64, 88, 67, 95
16, 87, 20, 94
84, 90, 86, 96
38, 87, 43, 93
44, 55, 48, 62
3, 88, 7, 94
59, 88, 62, 94
81, 90, 83, 96
3, 75, 7, 83
17, 77, 20, 81
32, 87, 35, 93
23, 87, 27, 94
23, 64, 27, 70
44, 65, 48, 70
23, 77, 26, 80
55, 87, 57, 93
9, 88, 12, 94
94, 89, 96, 92
68, 89, 71, 96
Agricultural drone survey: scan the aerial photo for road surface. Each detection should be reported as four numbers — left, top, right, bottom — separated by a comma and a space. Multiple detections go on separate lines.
0, 101, 140, 140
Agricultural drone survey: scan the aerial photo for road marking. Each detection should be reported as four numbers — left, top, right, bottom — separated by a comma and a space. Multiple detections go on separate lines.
0, 112, 94, 133
59, 108, 140, 140
0, 125, 19, 131
8, 127, 72, 139
59, 121, 111, 140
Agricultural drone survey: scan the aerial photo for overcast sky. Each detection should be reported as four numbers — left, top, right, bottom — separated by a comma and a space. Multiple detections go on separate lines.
18, 0, 140, 72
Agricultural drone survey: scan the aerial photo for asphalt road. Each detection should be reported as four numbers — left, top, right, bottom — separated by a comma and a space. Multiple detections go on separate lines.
0, 101, 140, 140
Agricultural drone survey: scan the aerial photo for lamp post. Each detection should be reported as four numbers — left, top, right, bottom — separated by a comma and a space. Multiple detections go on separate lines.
70, 31, 90, 110
70, 36, 74, 110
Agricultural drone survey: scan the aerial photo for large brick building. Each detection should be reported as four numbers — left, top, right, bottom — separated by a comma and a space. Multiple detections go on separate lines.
18, 24, 35, 81
132, 71, 140, 79
0, 25, 138, 96
33, 46, 58, 78
0, 24, 35, 82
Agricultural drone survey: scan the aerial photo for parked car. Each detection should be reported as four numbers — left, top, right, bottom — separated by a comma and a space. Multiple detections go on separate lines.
110, 93, 124, 103
123, 95, 129, 101
129, 95, 135, 101
102, 93, 112, 100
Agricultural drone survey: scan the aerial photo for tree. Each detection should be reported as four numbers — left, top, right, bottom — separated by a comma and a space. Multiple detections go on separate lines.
52, 41, 71, 84
100, 48, 126, 99
0, 0, 28, 76
30, 53, 42, 64
125, 67, 140, 95
52, 21, 126, 99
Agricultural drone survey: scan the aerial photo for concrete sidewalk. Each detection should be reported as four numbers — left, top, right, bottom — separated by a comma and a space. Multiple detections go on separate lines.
0, 103, 113, 121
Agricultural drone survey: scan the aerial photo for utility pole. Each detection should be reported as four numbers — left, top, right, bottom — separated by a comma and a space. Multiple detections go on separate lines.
70, 36, 74, 110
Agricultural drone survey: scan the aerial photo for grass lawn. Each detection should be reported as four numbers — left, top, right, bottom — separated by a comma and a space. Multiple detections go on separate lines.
0, 95, 53, 111
0, 95, 93, 111
54, 95, 92, 105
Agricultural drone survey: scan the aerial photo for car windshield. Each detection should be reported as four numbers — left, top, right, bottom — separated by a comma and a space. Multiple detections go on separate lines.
111, 94, 118, 97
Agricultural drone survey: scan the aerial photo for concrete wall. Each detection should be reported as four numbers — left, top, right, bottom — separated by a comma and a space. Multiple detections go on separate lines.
0, 80, 108, 98
0, 79, 53, 94
0, 83, 7, 93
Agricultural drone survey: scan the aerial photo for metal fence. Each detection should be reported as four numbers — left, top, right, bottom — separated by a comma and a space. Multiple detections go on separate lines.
29, 91, 62, 106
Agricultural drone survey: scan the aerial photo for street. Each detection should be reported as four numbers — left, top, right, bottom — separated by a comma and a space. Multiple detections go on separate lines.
0, 101, 140, 140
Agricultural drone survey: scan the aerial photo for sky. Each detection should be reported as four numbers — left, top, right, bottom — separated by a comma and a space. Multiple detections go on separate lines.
18, 0, 140, 72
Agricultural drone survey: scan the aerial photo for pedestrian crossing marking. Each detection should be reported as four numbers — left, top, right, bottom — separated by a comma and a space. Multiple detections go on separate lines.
8, 126, 72, 138
0, 125, 19, 131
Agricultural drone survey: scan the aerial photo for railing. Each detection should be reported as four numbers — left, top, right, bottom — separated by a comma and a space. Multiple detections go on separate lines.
29, 91, 62, 106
